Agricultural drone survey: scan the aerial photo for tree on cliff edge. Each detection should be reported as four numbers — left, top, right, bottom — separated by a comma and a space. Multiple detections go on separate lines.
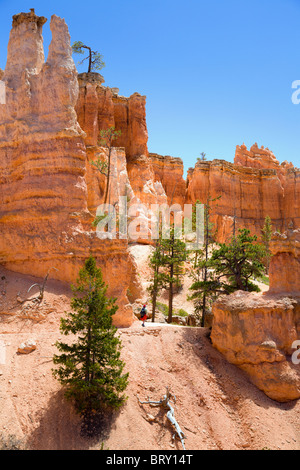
52, 256, 128, 415
72, 41, 105, 73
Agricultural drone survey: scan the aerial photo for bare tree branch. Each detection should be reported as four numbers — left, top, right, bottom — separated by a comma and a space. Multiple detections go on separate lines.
137, 387, 186, 449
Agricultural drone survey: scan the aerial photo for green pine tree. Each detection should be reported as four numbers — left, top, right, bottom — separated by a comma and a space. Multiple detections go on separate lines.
52, 256, 129, 415
188, 257, 226, 324
261, 215, 273, 274
91, 127, 122, 207
211, 228, 266, 293
72, 41, 105, 73
189, 195, 220, 326
147, 238, 166, 322
160, 227, 188, 324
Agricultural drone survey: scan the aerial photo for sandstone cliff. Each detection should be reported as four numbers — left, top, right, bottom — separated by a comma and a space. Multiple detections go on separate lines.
145, 143, 300, 245
75, 73, 148, 159
75, 71, 168, 243
0, 10, 142, 327
211, 229, 300, 402
1, 9, 299, 332
185, 145, 299, 243
148, 153, 187, 205
269, 229, 300, 295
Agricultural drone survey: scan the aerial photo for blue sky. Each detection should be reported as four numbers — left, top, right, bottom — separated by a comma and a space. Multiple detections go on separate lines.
1, 0, 300, 173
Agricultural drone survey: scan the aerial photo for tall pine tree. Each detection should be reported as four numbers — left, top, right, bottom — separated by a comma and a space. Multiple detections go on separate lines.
261, 215, 273, 274
160, 227, 188, 324
189, 195, 220, 326
147, 238, 166, 322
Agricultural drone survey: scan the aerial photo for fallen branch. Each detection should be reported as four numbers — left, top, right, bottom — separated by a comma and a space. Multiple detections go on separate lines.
137, 387, 186, 449
8, 267, 58, 311
27, 267, 58, 303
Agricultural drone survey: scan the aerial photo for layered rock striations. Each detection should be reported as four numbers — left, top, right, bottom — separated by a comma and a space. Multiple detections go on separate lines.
148, 153, 186, 205
75, 73, 148, 159
185, 145, 299, 243
269, 229, 300, 295
211, 229, 300, 402
1, 9, 299, 332
75, 73, 149, 170
74, 41, 300, 245
235, 142, 294, 173
0, 11, 141, 326
75, 71, 168, 242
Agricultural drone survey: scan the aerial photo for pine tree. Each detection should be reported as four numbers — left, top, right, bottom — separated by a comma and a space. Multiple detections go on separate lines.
91, 127, 122, 206
72, 41, 105, 73
188, 257, 226, 324
211, 228, 266, 293
160, 227, 188, 324
52, 256, 128, 415
189, 195, 220, 326
261, 215, 273, 274
147, 238, 166, 322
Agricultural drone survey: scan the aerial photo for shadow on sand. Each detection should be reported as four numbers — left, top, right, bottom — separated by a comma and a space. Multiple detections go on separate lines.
27, 389, 120, 450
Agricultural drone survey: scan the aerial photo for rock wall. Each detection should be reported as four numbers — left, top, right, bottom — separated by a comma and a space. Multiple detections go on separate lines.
0, 10, 141, 327
148, 153, 186, 205
185, 146, 299, 243
74, 42, 300, 246
1, 9, 299, 332
234, 142, 294, 173
211, 229, 300, 402
75, 74, 148, 160
269, 229, 300, 295
74, 72, 156, 239
75, 72, 168, 242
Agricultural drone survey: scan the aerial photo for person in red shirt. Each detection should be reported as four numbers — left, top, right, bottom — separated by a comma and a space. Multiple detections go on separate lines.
140, 304, 148, 327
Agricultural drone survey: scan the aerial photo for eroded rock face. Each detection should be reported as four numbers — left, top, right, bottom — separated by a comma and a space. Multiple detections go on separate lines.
269, 229, 300, 295
211, 229, 300, 402
1, 10, 299, 334
75, 62, 300, 247
113, 92, 148, 161
149, 153, 186, 205
185, 147, 299, 243
234, 142, 294, 172
75, 76, 148, 159
75, 73, 168, 243
211, 291, 300, 402
0, 11, 141, 327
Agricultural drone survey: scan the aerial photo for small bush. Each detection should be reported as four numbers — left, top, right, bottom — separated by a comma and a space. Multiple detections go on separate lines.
177, 308, 188, 317
156, 302, 169, 316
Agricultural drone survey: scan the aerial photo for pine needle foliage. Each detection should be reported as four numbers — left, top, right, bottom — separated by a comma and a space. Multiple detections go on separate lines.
211, 228, 266, 293
52, 256, 128, 415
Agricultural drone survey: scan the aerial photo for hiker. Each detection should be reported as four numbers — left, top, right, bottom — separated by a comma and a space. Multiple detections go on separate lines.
140, 304, 148, 327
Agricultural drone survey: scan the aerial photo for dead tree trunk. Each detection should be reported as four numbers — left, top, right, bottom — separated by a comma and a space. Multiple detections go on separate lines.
137, 387, 186, 449
27, 267, 58, 302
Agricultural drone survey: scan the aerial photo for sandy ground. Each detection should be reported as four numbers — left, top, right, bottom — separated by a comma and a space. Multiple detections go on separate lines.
0, 265, 299, 450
